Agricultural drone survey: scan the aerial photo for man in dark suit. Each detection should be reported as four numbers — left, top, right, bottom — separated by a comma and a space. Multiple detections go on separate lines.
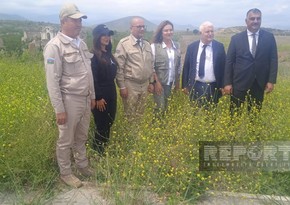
182, 21, 226, 107
224, 8, 278, 113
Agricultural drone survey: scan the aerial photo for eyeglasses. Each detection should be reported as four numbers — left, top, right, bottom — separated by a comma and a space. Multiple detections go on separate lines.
249, 17, 261, 21
132, 25, 147, 29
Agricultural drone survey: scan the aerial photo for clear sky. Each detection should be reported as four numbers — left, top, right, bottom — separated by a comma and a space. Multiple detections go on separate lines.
1, 0, 289, 29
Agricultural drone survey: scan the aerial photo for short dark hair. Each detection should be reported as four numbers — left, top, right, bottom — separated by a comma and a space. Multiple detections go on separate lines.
246, 8, 262, 17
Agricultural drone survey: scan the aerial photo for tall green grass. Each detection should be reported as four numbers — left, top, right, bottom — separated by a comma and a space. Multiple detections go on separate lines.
1, 35, 290, 204
0, 52, 58, 202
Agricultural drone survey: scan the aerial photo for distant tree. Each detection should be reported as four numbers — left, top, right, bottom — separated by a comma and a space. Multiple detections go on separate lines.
193, 29, 199, 35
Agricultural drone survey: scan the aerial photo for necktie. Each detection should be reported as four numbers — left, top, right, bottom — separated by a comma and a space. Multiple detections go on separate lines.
251, 33, 256, 57
137, 39, 142, 50
198, 45, 207, 78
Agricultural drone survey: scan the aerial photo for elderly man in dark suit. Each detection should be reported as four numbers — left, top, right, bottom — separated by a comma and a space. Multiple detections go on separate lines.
224, 8, 278, 113
182, 21, 226, 107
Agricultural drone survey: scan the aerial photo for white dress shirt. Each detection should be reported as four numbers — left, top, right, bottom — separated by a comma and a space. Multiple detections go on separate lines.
247, 29, 259, 54
195, 41, 215, 83
151, 41, 177, 85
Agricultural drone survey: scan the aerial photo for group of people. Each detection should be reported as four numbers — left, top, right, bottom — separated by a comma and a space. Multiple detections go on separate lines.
182, 8, 278, 113
43, 3, 278, 188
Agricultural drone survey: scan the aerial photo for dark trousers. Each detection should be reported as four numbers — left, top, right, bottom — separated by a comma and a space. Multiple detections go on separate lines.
91, 95, 116, 151
190, 81, 221, 107
230, 79, 264, 114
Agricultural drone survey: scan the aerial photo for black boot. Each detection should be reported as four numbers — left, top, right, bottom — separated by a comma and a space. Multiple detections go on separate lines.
95, 142, 105, 155
92, 135, 105, 155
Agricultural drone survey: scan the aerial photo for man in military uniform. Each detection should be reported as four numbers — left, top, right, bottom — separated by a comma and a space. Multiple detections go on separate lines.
115, 17, 154, 119
43, 3, 95, 188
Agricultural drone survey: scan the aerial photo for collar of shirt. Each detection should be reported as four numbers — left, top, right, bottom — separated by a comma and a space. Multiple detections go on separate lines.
247, 29, 260, 36
199, 41, 212, 48
60, 32, 80, 47
247, 29, 259, 50
132, 35, 142, 45
161, 40, 177, 49
72, 38, 81, 47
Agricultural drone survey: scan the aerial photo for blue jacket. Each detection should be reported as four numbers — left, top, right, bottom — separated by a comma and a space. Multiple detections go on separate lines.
182, 40, 226, 90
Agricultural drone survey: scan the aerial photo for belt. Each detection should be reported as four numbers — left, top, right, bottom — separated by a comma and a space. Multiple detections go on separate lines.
195, 80, 216, 85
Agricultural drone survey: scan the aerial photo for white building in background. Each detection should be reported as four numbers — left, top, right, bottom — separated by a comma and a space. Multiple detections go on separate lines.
21, 24, 90, 52
22, 26, 58, 51
41, 26, 57, 42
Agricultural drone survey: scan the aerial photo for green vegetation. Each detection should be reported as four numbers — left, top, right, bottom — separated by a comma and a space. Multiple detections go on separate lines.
1, 33, 23, 54
0, 51, 57, 191
0, 35, 290, 204
0, 22, 23, 54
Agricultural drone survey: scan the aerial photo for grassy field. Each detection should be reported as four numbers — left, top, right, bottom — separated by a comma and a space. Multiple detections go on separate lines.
1, 34, 290, 204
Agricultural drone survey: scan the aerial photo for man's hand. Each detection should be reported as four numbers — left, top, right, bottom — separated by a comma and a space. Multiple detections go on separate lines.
154, 81, 163, 95
120, 88, 128, 98
265, 82, 274, 93
223, 85, 233, 95
182, 87, 189, 95
56, 112, 67, 125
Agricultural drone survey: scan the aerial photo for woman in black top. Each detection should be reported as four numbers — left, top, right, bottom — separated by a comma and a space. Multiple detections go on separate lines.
91, 24, 118, 154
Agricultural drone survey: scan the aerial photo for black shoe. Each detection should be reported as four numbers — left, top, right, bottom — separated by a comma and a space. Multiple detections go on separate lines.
93, 142, 105, 156
96, 145, 104, 155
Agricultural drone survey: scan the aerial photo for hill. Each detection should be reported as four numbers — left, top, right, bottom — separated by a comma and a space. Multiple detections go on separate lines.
0, 13, 193, 32
99, 16, 157, 32
1, 13, 289, 35
102, 17, 195, 32
0, 20, 59, 34
0, 13, 26, 21
1, 19, 290, 42
216, 26, 290, 35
